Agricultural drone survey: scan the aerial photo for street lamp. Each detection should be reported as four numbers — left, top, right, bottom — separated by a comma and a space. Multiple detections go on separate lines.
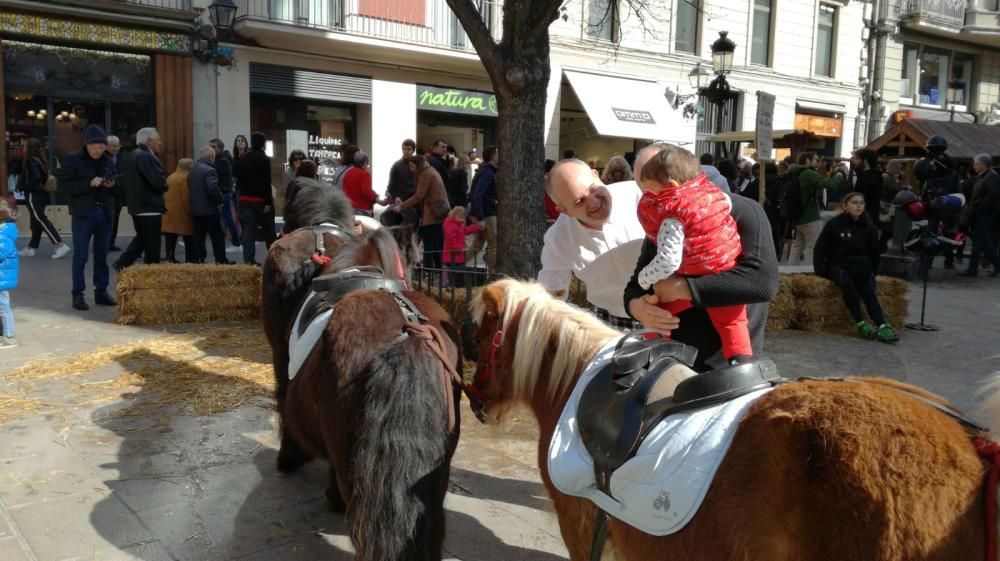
688, 62, 712, 90
208, 0, 238, 36
699, 31, 738, 157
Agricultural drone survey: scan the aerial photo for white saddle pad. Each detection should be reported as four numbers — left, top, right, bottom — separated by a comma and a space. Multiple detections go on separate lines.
288, 291, 331, 381
548, 338, 773, 536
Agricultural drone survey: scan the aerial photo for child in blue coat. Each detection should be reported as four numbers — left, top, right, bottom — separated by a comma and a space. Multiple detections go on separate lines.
0, 196, 19, 348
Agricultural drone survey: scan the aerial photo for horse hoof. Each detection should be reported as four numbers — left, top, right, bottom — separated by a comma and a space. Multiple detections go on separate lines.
324, 490, 347, 513
276, 452, 308, 474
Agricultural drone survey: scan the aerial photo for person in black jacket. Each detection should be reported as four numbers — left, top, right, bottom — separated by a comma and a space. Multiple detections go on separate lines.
382, 139, 418, 227
623, 143, 778, 372
56, 125, 118, 311
189, 147, 230, 264
447, 155, 471, 208
469, 145, 498, 270
114, 127, 167, 270
427, 139, 450, 184
17, 137, 70, 259
851, 148, 883, 227
210, 138, 241, 254
959, 153, 1000, 277
234, 131, 276, 266
814, 192, 899, 342
106, 135, 125, 251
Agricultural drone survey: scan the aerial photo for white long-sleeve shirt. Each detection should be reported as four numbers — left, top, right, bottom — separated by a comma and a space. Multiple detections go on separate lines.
537, 181, 646, 318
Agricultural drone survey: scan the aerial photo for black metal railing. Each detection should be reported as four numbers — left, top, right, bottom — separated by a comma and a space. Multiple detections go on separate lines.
116, 0, 194, 11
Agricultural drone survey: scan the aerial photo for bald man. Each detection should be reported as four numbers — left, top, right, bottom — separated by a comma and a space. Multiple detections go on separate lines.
538, 159, 647, 329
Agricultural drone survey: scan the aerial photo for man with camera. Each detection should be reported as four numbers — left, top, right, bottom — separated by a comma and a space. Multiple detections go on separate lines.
56, 124, 118, 311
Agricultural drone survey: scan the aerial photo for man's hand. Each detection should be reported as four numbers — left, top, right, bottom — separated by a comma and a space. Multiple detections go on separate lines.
103, 179, 115, 189
90, 177, 103, 188
628, 294, 680, 334
653, 277, 692, 304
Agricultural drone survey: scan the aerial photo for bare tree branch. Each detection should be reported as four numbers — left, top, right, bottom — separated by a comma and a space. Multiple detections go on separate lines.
446, 0, 502, 71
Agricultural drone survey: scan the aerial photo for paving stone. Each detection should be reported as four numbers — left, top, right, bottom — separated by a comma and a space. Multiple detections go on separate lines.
7, 491, 151, 561
0, 536, 31, 561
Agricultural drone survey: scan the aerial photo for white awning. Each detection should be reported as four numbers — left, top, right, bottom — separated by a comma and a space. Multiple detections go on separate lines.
564, 70, 695, 144
795, 98, 846, 114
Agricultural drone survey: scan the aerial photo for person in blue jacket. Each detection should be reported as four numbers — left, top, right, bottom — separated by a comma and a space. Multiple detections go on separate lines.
0, 196, 19, 348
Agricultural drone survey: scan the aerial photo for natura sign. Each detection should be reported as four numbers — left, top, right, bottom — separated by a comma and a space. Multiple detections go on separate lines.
417, 85, 498, 117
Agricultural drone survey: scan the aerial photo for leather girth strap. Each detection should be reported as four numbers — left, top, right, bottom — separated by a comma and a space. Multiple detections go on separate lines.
403, 321, 463, 433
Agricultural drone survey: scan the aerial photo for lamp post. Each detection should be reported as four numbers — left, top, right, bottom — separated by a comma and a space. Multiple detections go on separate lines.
208, 0, 238, 38
195, 0, 239, 64
700, 31, 737, 157
946, 79, 965, 123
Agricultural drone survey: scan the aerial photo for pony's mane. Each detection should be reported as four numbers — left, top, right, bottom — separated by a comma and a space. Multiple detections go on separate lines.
473, 279, 620, 402
283, 178, 353, 232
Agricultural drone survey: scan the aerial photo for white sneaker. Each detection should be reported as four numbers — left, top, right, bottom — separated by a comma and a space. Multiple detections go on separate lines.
0, 336, 17, 349
51, 243, 71, 260
18, 247, 35, 257
226, 245, 242, 254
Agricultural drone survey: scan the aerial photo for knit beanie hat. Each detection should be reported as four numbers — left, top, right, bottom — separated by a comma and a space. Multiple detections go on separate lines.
84, 124, 108, 145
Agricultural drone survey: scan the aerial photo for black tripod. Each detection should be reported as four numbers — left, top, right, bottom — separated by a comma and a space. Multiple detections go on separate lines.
905, 252, 938, 332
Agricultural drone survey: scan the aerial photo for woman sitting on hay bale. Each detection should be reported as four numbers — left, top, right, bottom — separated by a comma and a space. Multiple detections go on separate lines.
814, 191, 899, 343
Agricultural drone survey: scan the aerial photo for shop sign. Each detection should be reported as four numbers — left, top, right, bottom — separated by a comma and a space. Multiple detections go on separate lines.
612, 107, 655, 125
308, 134, 343, 162
417, 85, 498, 117
1, 12, 192, 54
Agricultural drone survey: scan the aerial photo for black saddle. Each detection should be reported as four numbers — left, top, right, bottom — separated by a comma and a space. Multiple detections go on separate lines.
577, 332, 782, 494
295, 267, 414, 340
578, 332, 784, 561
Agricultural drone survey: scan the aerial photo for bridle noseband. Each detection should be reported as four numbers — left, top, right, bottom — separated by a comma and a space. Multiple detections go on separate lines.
466, 327, 504, 422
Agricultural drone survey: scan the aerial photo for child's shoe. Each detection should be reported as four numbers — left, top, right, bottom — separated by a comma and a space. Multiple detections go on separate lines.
875, 324, 899, 343
856, 320, 877, 339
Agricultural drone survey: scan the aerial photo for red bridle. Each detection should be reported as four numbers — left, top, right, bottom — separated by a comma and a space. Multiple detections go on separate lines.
466, 328, 503, 422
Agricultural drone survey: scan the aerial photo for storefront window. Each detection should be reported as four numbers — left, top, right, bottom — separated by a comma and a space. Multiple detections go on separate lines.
250, 94, 356, 192
919, 47, 948, 107
4, 41, 152, 187
900, 43, 974, 110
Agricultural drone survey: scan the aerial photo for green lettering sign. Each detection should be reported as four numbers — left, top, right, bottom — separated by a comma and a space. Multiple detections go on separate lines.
416, 85, 498, 118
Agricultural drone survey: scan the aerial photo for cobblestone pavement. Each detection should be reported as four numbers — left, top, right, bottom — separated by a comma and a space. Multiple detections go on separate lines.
0, 247, 998, 560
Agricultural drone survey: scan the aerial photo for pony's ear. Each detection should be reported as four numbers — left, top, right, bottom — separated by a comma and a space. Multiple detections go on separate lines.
480, 283, 507, 317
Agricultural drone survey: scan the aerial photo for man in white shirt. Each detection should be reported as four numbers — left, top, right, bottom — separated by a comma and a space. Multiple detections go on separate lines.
538, 159, 653, 329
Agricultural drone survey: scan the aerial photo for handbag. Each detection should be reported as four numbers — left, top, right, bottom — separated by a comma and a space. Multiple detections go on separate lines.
42, 175, 58, 193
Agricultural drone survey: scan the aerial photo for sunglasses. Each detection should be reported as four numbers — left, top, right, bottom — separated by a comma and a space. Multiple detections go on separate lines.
291, 157, 304, 162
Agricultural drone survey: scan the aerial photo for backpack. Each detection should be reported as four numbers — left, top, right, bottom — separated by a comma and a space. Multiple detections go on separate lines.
779, 173, 804, 224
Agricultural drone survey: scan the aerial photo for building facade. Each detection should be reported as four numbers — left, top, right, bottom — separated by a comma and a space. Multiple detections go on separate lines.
867, 0, 1000, 142
0, 0, 197, 192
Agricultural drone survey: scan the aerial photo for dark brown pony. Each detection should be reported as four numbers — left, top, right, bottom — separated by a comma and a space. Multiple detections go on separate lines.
469, 279, 1000, 561
262, 183, 461, 561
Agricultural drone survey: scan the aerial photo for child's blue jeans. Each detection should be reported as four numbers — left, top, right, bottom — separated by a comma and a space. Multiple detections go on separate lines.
0, 290, 13, 337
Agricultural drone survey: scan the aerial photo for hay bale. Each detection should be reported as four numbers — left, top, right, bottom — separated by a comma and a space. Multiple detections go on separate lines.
766, 276, 796, 331
117, 264, 262, 325
786, 273, 908, 335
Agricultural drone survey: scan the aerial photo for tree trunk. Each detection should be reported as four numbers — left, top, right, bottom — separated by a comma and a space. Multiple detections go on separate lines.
494, 83, 549, 279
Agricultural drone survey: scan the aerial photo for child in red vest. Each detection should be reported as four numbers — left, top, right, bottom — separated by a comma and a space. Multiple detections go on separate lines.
636, 146, 751, 362
442, 206, 483, 287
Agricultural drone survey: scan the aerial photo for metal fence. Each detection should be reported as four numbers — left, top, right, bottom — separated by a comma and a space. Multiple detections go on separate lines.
235, 0, 501, 52
894, 0, 968, 27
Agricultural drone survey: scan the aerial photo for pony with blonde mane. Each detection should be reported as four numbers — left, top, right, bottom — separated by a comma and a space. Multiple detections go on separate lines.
469, 278, 1000, 561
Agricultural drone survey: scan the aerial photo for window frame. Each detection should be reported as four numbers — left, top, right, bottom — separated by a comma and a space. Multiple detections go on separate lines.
585, 0, 619, 43
750, 0, 774, 67
674, 0, 701, 55
814, 3, 837, 78
899, 42, 975, 112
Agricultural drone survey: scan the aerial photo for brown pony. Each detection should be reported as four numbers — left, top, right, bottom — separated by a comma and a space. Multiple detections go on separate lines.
468, 279, 1000, 561
261, 183, 461, 561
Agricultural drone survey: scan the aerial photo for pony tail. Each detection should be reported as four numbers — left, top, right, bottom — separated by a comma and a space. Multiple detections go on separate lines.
349, 334, 453, 561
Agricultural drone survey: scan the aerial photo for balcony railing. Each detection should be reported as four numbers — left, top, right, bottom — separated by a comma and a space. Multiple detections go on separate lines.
235, 0, 501, 52
895, 0, 968, 29
114, 0, 194, 10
